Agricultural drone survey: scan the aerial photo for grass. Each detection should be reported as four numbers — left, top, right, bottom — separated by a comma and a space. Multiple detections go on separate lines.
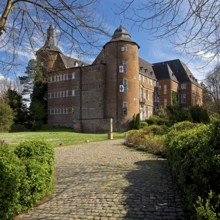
0, 129, 125, 148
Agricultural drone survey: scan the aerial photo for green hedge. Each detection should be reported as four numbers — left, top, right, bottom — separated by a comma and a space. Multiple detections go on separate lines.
0, 140, 54, 220
165, 121, 220, 219
125, 129, 165, 156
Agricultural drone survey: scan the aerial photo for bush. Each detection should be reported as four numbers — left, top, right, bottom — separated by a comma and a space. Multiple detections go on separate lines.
0, 102, 14, 132
144, 124, 169, 135
31, 120, 44, 131
165, 122, 220, 218
0, 147, 25, 220
140, 121, 148, 128
190, 105, 210, 124
146, 115, 169, 125
10, 124, 29, 132
125, 129, 165, 156
130, 113, 140, 129
167, 105, 192, 124
0, 140, 54, 220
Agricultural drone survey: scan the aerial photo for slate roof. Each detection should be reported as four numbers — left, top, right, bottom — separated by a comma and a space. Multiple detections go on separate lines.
60, 54, 87, 68
153, 59, 200, 86
104, 25, 139, 48
139, 57, 157, 80
152, 64, 178, 82
39, 25, 62, 53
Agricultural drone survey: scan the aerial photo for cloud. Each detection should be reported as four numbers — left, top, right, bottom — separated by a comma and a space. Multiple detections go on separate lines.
197, 51, 219, 62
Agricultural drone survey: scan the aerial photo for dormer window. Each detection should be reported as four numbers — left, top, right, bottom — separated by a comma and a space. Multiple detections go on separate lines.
140, 67, 143, 71
74, 61, 79, 67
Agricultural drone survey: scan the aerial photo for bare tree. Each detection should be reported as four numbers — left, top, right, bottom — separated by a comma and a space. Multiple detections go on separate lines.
118, 0, 220, 62
0, 0, 109, 76
0, 76, 21, 100
206, 65, 220, 114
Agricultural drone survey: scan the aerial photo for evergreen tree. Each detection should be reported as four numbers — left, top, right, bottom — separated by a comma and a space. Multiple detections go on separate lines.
5, 89, 28, 126
0, 101, 14, 132
29, 63, 47, 126
19, 59, 36, 105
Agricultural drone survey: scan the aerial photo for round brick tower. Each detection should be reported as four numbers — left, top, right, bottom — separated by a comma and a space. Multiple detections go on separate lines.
103, 25, 140, 131
36, 25, 62, 75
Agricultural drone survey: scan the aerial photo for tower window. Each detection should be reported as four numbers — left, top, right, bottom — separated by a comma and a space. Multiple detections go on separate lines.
122, 60, 127, 73
163, 84, 167, 94
123, 79, 128, 92
123, 102, 128, 115
121, 47, 127, 52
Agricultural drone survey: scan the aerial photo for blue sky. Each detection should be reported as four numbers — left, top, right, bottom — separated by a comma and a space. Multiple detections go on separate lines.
0, 0, 216, 83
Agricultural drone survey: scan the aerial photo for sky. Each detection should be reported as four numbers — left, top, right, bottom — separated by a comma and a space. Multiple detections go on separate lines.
0, 0, 217, 84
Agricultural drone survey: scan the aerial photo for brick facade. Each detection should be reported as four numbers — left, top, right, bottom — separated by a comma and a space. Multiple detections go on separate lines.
36, 25, 203, 133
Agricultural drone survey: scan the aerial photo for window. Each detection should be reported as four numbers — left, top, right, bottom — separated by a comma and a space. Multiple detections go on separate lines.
181, 94, 186, 103
163, 85, 167, 94
74, 61, 79, 67
144, 90, 148, 100
62, 74, 65, 81
72, 90, 75, 96
72, 72, 75, 79
122, 60, 127, 73
164, 98, 167, 108
123, 102, 128, 115
53, 76, 56, 82
65, 73, 69, 80
66, 90, 68, 97
123, 79, 128, 92
140, 87, 143, 98
181, 83, 186, 89
121, 47, 127, 52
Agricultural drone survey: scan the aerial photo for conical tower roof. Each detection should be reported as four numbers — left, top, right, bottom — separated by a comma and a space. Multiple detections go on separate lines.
104, 25, 139, 48
38, 25, 62, 53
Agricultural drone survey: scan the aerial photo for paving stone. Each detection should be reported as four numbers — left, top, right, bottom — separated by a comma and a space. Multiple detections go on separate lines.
15, 139, 186, 220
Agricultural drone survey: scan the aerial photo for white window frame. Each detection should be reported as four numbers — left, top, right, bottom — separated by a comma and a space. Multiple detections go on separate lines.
72, 72, 75, 80
163, 85, 167, 94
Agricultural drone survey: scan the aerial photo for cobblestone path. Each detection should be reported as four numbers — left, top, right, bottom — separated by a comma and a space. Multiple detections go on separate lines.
17, 139, 185, 220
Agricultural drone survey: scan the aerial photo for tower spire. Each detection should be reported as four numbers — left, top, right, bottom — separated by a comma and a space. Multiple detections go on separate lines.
40, 25, 62, 53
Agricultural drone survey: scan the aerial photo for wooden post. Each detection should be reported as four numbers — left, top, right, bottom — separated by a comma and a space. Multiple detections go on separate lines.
108, 118, 113, 139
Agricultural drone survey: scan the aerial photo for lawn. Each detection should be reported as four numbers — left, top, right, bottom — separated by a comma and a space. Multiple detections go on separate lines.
0, 129, 125, 148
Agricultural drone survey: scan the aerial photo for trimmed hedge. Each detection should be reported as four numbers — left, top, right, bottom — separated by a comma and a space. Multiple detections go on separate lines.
0, 147, 25, 220
0, 140, 54, 220
165, 121, 220, 219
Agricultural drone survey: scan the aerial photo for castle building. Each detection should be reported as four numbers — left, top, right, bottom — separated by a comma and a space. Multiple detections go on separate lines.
37, 25, 203, 132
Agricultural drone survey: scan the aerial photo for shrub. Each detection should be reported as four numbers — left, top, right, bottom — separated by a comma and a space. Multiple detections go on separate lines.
190, 105, 210, 124
167, 105, 192, 124
130, 113, 140, 129
144, 124, 169, 135
140, 121, 148, 128
125, 129, 165, 156
146, 115, 169, 125
165, 123, 220, 218
10, 124, 29, 132
0, 140, 54, 219
0, 102, 14, 132
0, 147, 25, 220
31, 120, 44, 131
